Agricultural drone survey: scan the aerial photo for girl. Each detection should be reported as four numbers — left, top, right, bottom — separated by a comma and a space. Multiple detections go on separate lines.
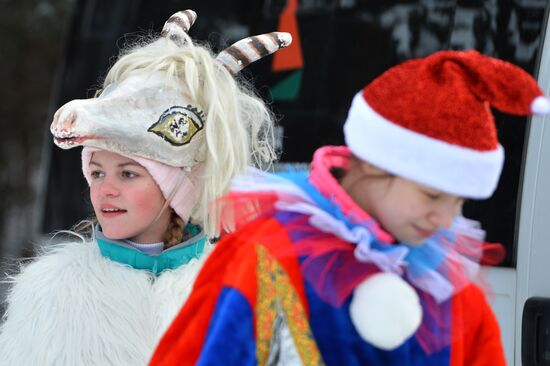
0, 10, 290, 365
149, 50, 550, 365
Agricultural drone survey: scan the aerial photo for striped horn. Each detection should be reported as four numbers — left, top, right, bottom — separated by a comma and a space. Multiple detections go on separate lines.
216, 32, 292, 75
161, 10, 197, 46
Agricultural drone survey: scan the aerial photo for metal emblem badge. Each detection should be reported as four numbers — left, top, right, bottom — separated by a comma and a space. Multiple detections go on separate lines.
148, 105, 205, 146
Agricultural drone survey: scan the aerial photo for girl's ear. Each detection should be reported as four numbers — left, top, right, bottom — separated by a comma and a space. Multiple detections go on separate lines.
345, 155, 378, 178
356, 158, 386, 176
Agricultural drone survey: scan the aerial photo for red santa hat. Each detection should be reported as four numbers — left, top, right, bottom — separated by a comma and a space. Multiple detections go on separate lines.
344, 50, 550, 199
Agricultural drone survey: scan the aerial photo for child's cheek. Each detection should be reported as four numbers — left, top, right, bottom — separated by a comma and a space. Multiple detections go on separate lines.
133, 187, 164, 212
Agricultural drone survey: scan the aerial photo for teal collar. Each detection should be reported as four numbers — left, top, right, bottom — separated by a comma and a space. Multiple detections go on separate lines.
95, 224, 206, 275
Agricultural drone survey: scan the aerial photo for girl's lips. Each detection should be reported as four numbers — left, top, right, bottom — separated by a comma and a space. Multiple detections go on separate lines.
101, 210, 127, 218
413, 225, 436, 238
100, 206, 127, 218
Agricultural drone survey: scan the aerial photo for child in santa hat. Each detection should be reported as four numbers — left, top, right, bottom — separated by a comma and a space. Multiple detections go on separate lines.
0, 10, 291, 365
149, 50, 549, 365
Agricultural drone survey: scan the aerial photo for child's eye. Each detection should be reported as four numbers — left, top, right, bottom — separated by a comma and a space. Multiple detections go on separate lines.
423, 191, 441, 200
90, 170, 104, 179
122, 171, 138, 179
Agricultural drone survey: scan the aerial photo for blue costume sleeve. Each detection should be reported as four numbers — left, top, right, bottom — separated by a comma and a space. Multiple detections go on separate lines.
197, 287, 257, 365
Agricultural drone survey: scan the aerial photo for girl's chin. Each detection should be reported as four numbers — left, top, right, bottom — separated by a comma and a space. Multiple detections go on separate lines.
404, 240, 424, 246
394, 233, 426, 246
99, 227, 133, 241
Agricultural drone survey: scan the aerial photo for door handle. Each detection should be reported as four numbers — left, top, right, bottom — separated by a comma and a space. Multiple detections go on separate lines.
522, 297, 550, 365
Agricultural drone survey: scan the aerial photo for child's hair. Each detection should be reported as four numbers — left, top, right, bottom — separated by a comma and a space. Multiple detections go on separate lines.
338, 155, 395, 190
163, 211, 186, 248
103, 33, 277, 237
71, 218, 97, 239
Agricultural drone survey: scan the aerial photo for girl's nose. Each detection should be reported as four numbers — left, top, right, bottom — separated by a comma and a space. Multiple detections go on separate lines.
428, 204, 456, 229
99, 177, 120, 197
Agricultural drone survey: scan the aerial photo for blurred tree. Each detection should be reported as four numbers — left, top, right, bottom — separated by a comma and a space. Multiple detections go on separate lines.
0, 0, 74, 263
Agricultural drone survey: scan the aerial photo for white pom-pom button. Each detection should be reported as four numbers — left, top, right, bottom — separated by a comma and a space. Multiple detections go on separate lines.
349, 272, 422, 350
531, 96, 550, 115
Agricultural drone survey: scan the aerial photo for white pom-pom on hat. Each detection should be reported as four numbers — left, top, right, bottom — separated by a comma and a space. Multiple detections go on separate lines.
531, 96, 550, 115
349, 272, 422, 350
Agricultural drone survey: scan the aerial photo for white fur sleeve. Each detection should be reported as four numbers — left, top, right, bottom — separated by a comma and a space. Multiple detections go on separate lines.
0, 241, 153, 366
0, 242, 98, 365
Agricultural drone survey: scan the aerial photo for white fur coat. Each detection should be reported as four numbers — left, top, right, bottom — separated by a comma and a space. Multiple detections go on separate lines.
0, 239, 212, 365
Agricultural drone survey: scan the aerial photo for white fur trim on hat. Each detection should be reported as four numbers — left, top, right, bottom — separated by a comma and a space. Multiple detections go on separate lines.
349, 272, 422, 350
343, 93, 504, 199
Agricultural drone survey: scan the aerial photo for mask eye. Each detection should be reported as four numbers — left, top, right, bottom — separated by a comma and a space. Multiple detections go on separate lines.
148, 106, 204, 146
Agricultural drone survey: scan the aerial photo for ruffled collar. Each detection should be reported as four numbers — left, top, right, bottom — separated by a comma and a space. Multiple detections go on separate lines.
95, 223, 206, 275
302, 146, 491, 302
